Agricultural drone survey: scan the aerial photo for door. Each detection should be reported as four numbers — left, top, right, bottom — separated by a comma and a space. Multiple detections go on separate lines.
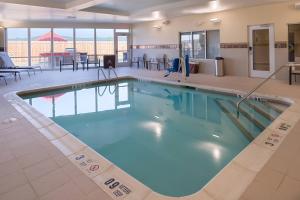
248, 24, 275, 78
115, 33, 129, 67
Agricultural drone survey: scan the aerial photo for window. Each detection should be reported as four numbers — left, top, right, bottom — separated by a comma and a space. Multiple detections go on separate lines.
96, 29, 114, 65
206, 30, 220, 59
193, 31, 206, 59
30, 28, 51, 69
53, 28, 74, 68
75, 29, 95, 56
180, 30, 220, 59
6, 27, 131, 68
7, 28, 29, 66
180, 33, 192, 58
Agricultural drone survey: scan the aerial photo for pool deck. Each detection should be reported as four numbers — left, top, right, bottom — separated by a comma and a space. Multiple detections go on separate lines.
0, 67, 300, 200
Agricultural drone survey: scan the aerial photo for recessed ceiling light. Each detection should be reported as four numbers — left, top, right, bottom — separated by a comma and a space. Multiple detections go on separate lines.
152, 11, 161, 19
209, 0, 219, 10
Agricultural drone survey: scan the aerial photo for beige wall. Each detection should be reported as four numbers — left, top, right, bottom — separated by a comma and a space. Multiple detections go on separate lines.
133, 2, 300, 44
132, 2, 299, 79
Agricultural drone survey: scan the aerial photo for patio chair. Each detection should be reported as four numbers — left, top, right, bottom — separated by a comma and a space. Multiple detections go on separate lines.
0, 52, 42, 75
289, 64, 300, 85
76, 53, 88, 70
87, 55, 98, 70
59, 55, 75, 72
149, 58, 161, 71
131, 57, 141, 68
143, 54, 149, 69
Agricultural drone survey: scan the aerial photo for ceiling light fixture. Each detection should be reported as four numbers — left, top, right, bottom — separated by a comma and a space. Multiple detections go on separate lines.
209, 0, 219, 10
210, 18, 222, 23
152, 11, 161, 19
153, 25, 162, 30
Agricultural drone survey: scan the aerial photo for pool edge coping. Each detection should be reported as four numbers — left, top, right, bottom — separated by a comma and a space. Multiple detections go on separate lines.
3, 75, 300, 200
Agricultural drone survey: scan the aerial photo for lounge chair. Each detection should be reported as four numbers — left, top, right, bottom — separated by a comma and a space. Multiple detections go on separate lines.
0, 69, 22, 81
0, 52, 42, 75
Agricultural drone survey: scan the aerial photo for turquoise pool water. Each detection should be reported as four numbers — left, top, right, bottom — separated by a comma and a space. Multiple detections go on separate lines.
21, 79, 282, 197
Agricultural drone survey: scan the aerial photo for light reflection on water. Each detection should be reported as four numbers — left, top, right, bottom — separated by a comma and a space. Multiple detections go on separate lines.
22, 79, 270, 197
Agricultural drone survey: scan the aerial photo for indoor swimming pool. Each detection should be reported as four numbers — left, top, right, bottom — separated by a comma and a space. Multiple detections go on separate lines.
20, 78, 285, 197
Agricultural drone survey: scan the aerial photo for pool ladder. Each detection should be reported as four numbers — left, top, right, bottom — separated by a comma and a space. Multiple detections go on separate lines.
236, 65, 287, 118
98, 66, 118, 81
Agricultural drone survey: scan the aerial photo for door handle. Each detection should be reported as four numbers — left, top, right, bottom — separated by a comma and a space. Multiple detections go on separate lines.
249, 46, 253, 51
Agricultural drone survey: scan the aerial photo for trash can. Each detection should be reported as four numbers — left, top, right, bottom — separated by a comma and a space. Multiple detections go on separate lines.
215, 57, 224, 77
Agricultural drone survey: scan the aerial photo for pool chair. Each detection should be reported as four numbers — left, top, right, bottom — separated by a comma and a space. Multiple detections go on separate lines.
0, 74, 8, 85
60, 55, 75, 72
0, 52, 42, 75
75, 53, 88, 70
87, 55, 98, 70
164, 58, 180, 77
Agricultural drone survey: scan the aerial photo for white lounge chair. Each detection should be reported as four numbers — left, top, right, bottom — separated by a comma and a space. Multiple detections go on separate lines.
0, 52, 42, 75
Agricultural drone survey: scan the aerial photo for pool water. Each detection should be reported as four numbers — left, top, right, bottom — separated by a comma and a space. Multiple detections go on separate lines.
21, 79, 282, 197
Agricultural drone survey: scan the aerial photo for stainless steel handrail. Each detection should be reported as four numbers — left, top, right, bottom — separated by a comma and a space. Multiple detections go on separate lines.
236, 65, 287, 118
97, 67, 118, 80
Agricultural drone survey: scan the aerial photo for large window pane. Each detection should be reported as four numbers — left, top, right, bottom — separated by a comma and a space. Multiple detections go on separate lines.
30, 28, 51, 69
180, 33, 192, 58
117, 35, 128, 63
207, 30, 220, 59
75, 29, 95, 56
96, 29, 114, 65
53, 28, 74, 68
7, 28, 29, 66
193, 31, 206, 59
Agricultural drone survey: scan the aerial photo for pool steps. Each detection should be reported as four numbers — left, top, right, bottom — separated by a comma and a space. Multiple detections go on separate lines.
244, 101, 276, 121
227, 100, 266, 130
263, 101, 287, 113
215, 99, 255, 141
215, 98, 284, 142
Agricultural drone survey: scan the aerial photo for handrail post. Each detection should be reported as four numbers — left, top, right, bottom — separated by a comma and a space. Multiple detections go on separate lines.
236, 65, 287, 118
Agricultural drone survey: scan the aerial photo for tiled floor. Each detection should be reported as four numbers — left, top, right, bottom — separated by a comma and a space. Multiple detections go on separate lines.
0, 67, 300, 200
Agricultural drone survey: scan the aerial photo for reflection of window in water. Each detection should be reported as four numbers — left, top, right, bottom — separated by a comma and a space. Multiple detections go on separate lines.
77, 88, 96, 114
55, 92, 75, 116
98, 85, 116, 111
118, 83, 128, 102
31, 97, 53, 117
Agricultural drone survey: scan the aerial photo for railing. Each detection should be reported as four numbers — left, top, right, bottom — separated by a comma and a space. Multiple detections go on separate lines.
236, 65, 287, 118
98, 67, 118, 80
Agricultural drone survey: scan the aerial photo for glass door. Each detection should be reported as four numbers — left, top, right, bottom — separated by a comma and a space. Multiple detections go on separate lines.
248, 24, 275, 78
115, 33, 129, 67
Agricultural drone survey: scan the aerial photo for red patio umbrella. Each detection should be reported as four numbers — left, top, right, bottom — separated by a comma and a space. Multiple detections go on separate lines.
36, 32, 67, 41
42, 93, 65, 102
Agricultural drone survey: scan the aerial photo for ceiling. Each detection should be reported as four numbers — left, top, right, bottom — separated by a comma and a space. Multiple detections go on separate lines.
0, 0, 291, 24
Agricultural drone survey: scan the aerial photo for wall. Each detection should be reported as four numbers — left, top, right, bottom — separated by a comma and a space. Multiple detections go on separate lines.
132, 2, 300, 79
